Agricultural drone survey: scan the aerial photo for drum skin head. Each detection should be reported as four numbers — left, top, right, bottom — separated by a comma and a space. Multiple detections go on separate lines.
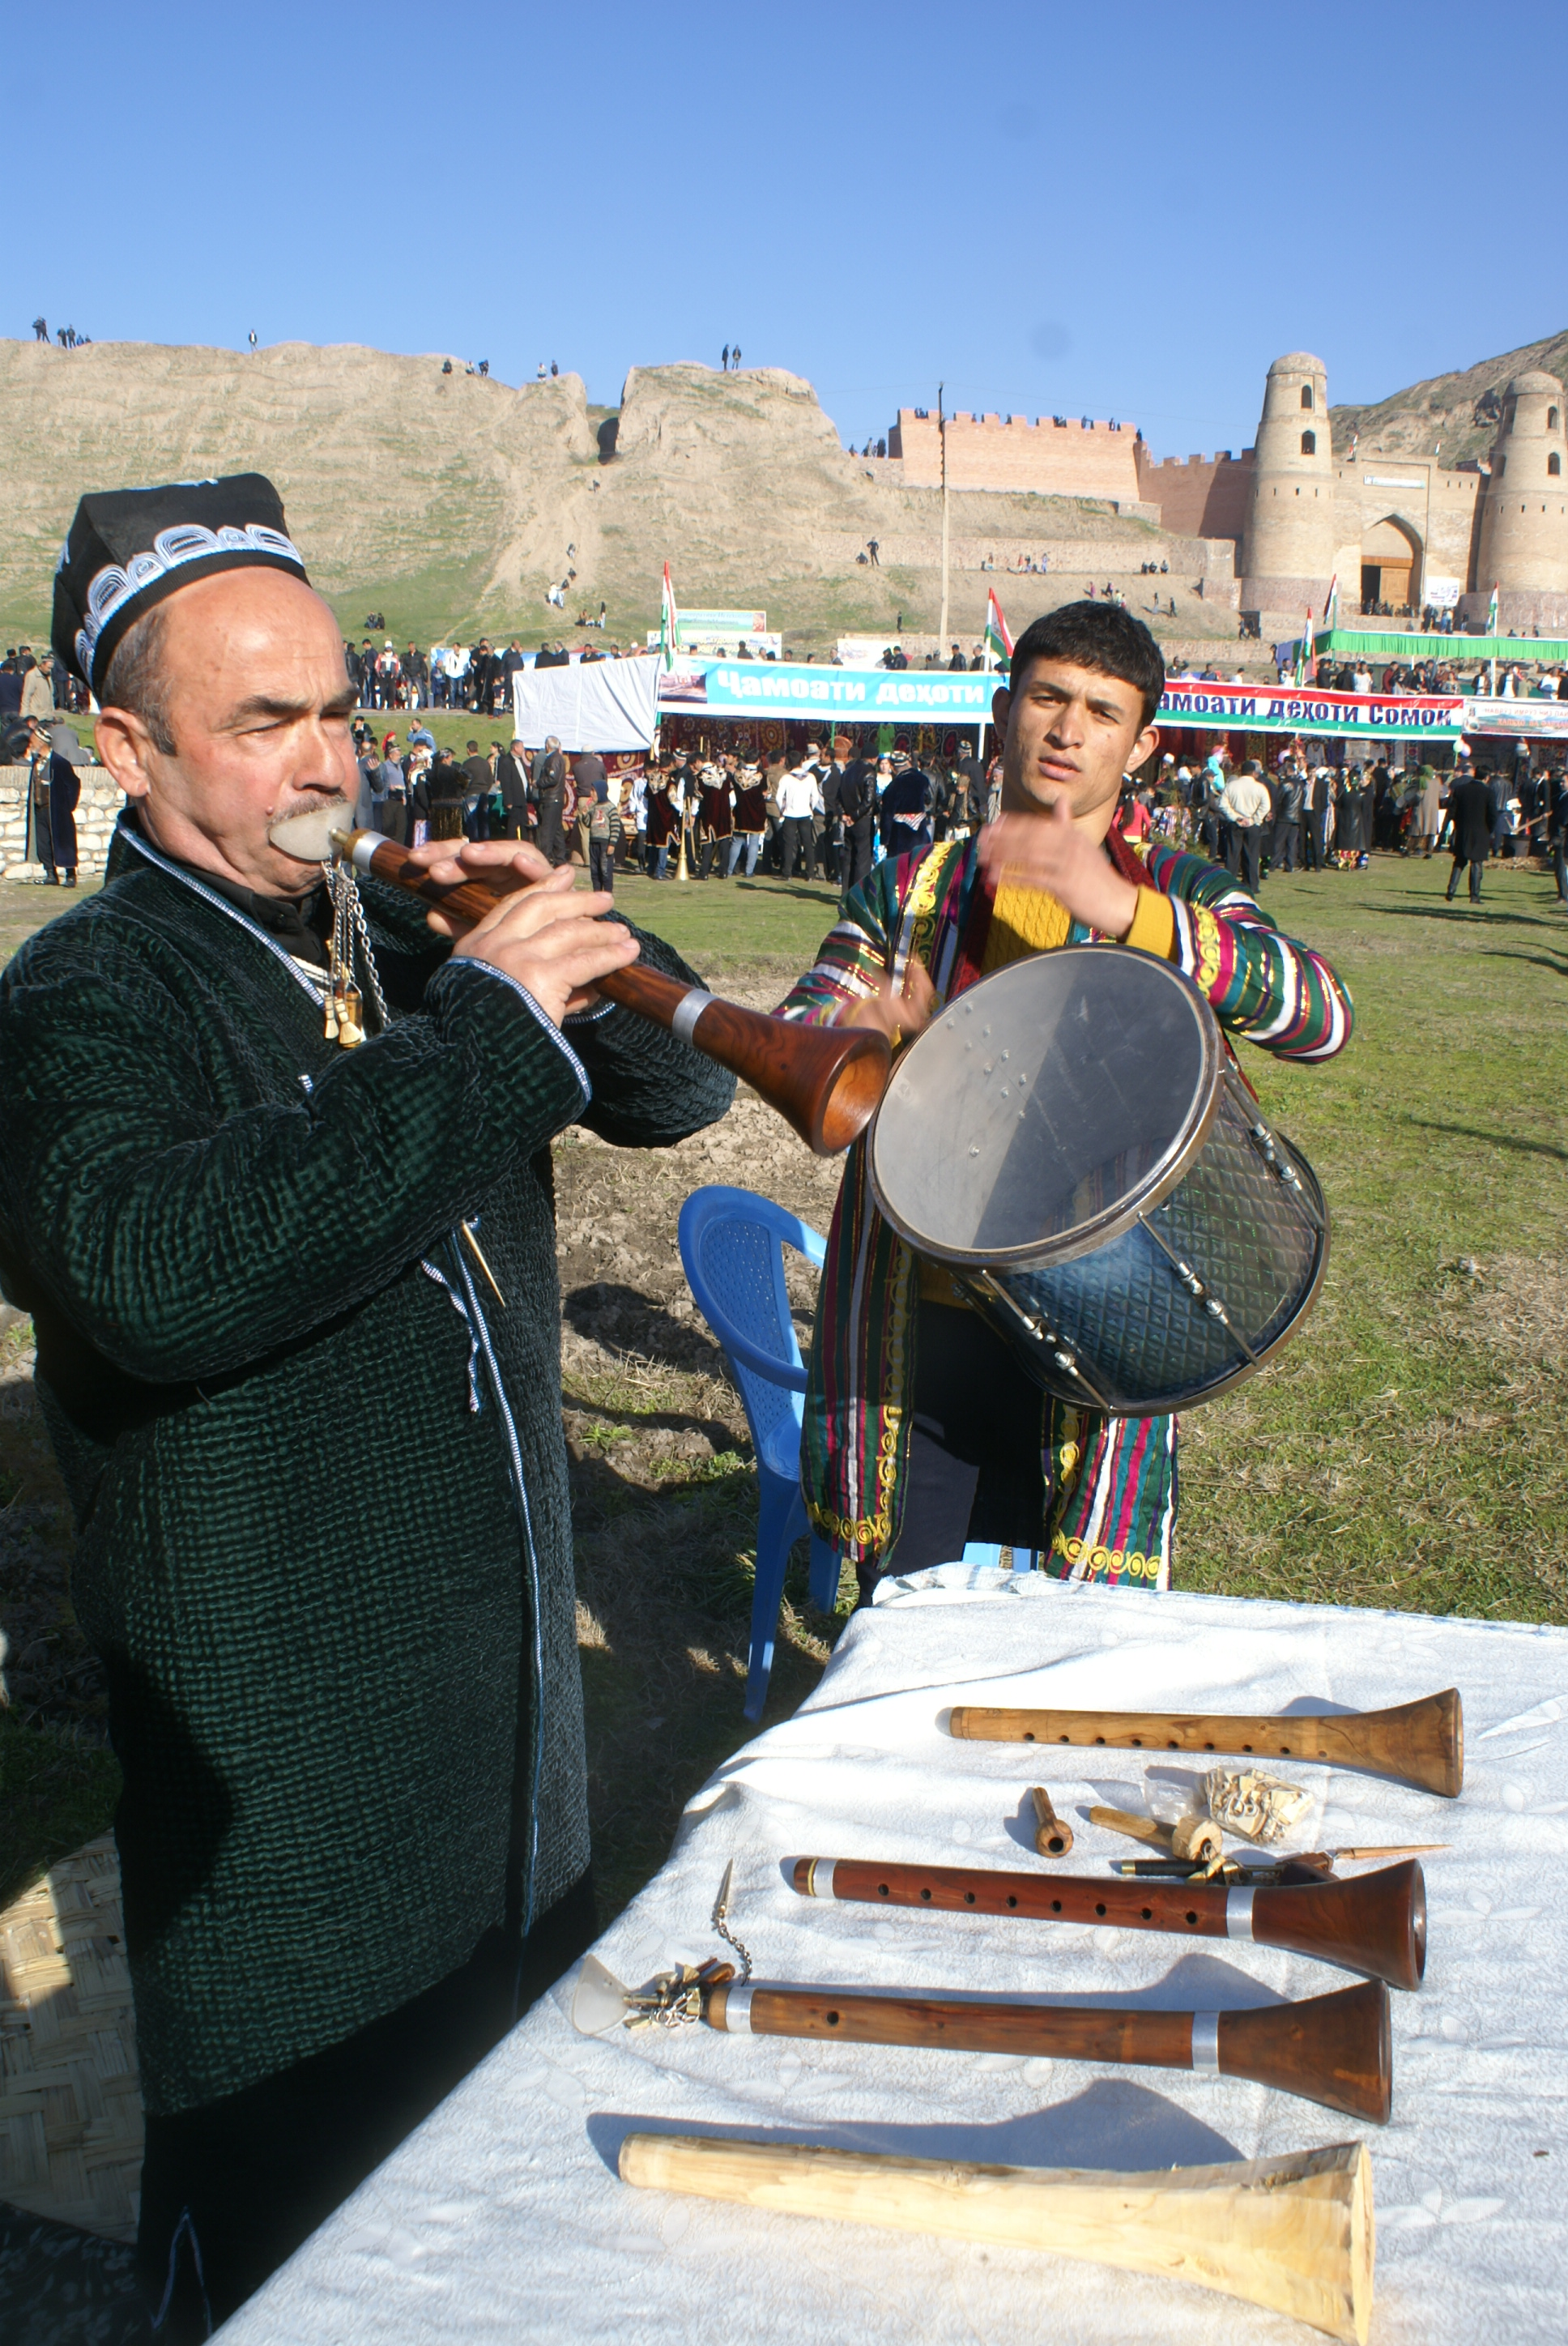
870, 947, 1221, 1269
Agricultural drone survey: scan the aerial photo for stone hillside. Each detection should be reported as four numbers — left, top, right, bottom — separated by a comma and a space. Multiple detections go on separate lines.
1332, 328, 1568, 468
0, 341, 1240, 657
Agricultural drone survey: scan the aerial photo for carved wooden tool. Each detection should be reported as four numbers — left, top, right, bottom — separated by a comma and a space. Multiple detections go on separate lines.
620, 2133, 1375, 2344
949, 1689, 1464, 1798
1031, 1786, 1072, 1856
791, 1855, 1426, 1991
1089, 1806, 1222, 1865
702, 1975, 1392, 2123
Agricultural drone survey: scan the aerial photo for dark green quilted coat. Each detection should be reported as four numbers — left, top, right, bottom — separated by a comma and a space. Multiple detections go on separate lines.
0, 818, 733, 2115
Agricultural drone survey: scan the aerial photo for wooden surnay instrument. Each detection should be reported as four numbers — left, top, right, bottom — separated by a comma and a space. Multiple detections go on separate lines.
790, 1855, 1426, 1991
268, 808, 890, 1154
948, 1688, 1464, 1798
620, 2133, 1375, 2344
700, 1973, 1390, 2122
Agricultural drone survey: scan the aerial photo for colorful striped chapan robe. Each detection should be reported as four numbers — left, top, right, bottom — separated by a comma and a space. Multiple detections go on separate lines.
776, 832, 1353, 1587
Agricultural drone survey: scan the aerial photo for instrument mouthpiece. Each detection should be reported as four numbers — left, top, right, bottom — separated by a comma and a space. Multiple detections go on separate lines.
268, 798, 355, 864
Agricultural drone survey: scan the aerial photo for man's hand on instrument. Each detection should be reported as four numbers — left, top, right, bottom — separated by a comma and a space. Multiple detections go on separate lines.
451, 866, 640, 1026
405, 837, 557, 915
833, 956, 938, 1048
978, 799, 1141, 940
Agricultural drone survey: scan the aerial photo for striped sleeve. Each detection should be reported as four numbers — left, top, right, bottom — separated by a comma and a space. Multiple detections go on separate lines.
773, 860, 902, 1025
1136, 842, 1353, 1063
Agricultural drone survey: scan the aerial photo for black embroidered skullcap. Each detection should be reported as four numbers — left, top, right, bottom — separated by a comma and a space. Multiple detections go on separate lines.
52, 473, 308, 694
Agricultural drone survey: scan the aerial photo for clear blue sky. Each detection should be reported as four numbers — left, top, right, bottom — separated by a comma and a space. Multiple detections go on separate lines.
15, 0, 1565, 458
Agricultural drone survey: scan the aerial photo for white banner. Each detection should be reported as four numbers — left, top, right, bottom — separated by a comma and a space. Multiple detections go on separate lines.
510, 655, 659, 750
1463, 694, 1568, 739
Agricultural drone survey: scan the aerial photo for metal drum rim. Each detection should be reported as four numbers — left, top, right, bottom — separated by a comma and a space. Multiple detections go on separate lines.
961, 1135, 1332, 1415
867, 945, 1225, 1270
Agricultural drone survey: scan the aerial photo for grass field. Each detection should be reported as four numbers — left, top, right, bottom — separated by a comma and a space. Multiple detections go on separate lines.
1, 848, 1565, 1921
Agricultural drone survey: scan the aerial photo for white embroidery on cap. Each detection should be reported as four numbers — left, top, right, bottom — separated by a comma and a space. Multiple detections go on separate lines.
74, 522, 305, 673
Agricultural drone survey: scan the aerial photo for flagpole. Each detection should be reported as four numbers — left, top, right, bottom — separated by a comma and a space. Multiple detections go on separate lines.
938, 382, 951, 656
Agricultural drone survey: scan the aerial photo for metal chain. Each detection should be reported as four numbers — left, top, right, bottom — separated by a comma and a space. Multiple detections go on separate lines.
342, 864, 390, 1032
713, 1859, 753, 1981
323, 859, 390, 1034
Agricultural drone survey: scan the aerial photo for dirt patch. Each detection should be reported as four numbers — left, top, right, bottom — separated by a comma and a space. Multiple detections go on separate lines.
1457, 1252, 1568, 1373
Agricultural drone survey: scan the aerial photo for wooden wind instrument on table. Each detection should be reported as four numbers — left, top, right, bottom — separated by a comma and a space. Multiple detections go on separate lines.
948, 1687, 1464, 1798
699, 1974, 1391, 2122
269, 809, 890, 1154
620, 2133, 1375, 2345
791, 1855, 1427, 1992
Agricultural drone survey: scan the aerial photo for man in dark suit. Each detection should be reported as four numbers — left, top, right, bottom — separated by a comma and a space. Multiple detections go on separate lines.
534, 736, 567, 863
496, 740, 532, 841
1445, 766, 1498, 903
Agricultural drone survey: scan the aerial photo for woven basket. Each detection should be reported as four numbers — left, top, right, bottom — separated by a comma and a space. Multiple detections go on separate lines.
0, 1834, 141, 2241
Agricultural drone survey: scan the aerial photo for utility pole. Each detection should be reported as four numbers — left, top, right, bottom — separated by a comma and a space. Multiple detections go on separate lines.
938, 382, 950, 653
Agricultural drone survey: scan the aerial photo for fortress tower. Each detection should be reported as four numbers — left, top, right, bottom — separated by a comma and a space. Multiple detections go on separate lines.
1238, 352, 1338, 621
1470, 369, 1568, 632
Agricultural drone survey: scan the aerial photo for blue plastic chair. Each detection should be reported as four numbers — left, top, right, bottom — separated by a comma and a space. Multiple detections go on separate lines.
677, 1186, 841, 1718
678, 1185, 1041, 1716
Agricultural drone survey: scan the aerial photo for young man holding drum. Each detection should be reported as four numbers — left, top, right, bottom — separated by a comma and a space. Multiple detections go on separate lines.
778, 602, 1352, 1591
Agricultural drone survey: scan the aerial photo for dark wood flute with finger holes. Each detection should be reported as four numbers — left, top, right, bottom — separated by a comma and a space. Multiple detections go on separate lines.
947, 1689, 1464, 1798
333, 828, 890, 1154
704, 1974, 1392, 2123
790, 1856, 1426, 1991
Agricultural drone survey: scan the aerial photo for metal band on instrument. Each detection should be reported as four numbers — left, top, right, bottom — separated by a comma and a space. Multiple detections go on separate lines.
1190, 2012, 1221, 2073
671, 988, 715, 1047
1225, 1887, 1256, 1941
801, 1858, 837, 1900
349, 832, 379, 876
723, 1983, 754, 2034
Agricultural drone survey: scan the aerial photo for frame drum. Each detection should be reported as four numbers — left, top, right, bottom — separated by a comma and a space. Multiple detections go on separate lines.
867, 947, 1328, 1416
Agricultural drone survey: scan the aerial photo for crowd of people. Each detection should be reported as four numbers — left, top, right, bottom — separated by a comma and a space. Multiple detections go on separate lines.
1116, 744, 1568, 904
350, 720, 994, 901
342, 634, 637, 714
1290, 651, 1568, 700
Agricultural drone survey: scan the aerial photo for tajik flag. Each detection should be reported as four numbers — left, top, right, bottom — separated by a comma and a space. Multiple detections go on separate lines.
983, 589, 1013, 672
1294, 609, 1313, 686
1487, 582, 1499, 635
659, 562, 680, 670
1323, 573, 1339, 630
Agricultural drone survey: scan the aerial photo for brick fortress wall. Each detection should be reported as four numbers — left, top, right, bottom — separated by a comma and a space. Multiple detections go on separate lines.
1136, 447, 1254, 543
889, 409, 1144, 502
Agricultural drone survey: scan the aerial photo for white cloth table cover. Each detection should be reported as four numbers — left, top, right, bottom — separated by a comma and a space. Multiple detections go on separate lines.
220, 1573, 1568, 2344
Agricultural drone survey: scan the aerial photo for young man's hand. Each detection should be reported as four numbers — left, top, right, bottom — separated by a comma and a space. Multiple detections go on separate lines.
834, 957, 939, 1047
978, 800, 1140, 939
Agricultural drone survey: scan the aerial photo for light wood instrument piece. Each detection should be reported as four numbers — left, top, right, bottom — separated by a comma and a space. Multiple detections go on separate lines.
620, 2132, 1375, 2344
948, 1689, 1463, 1798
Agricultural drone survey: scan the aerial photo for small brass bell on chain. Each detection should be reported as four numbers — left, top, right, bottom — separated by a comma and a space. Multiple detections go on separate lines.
336, 985, 364, 1047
